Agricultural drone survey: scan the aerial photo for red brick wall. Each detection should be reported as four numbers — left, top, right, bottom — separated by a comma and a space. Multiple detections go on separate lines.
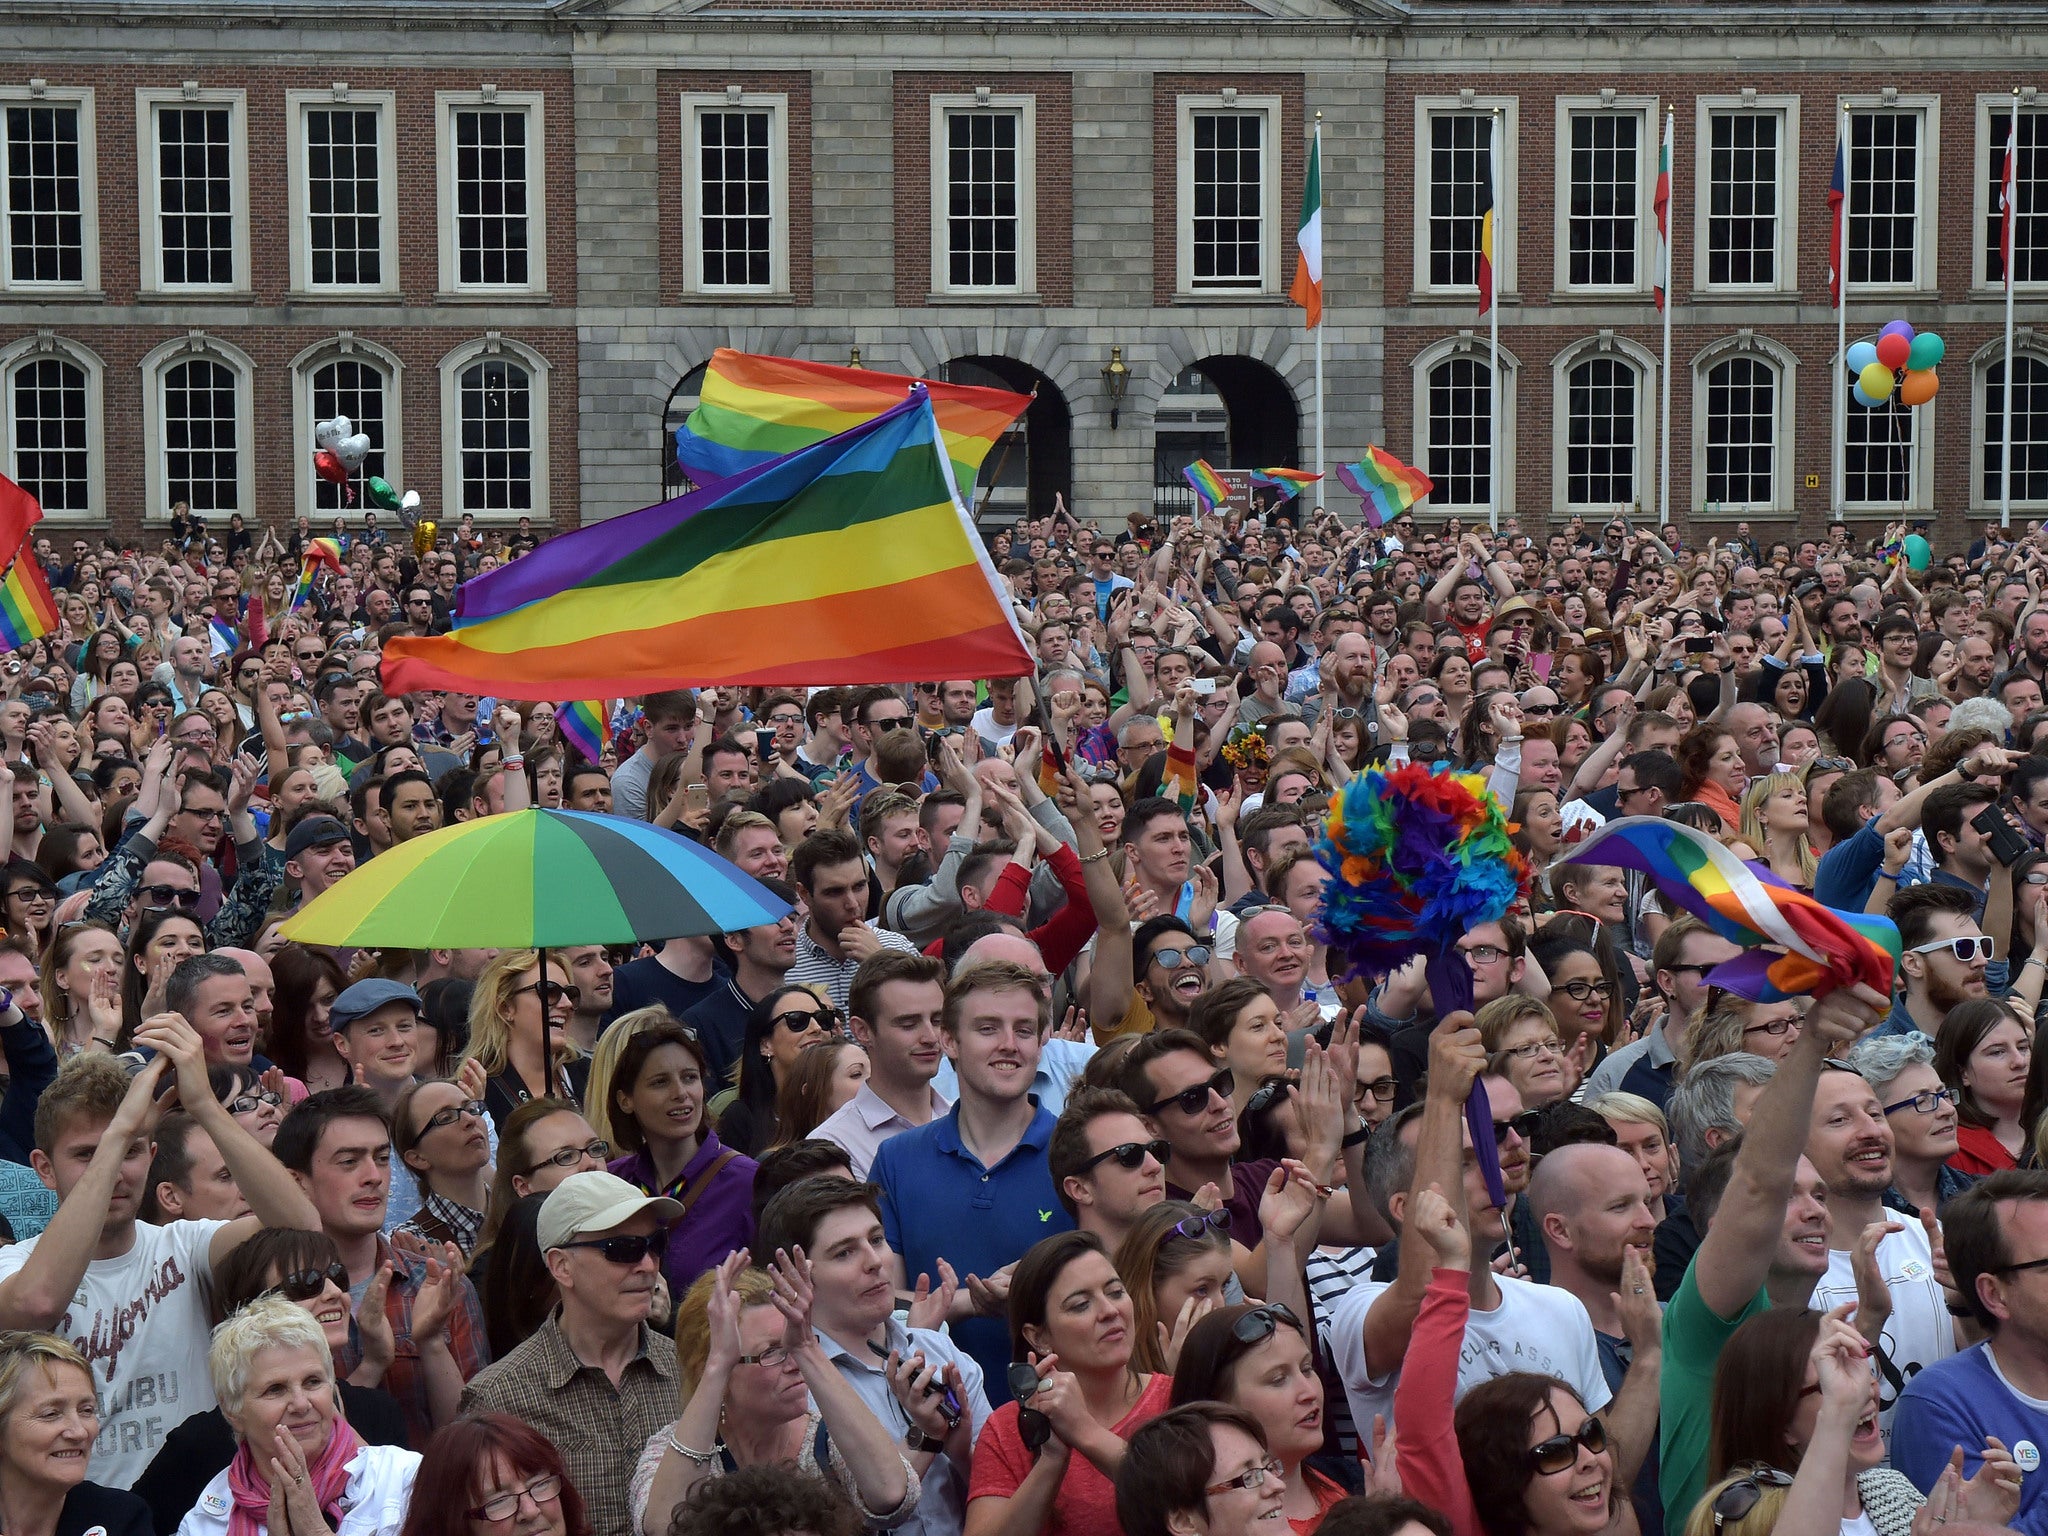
657, 69, 814, 306
1152, 73, 1305, 306
891, 72, 1073, 307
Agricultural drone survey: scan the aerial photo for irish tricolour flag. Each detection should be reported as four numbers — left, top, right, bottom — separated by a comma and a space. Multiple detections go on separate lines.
1653, 110, 1672, 312
1289, 121, 1322, 328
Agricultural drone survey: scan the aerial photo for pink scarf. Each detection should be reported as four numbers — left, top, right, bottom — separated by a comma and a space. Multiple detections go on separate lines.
227, 1416, 365, 1536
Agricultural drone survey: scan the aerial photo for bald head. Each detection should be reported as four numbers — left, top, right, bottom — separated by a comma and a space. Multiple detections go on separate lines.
1528, 1141, 1642, 1227
956, 930, 1049, 984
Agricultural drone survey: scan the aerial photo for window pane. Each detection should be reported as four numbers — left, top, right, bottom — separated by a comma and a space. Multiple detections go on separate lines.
697, 108, 773, 289
1191, 111, 1263, 289
162, 359, 238, 512
1706, 112, 1777, 286
157, 106, 235, 286
306, 108, 381, 286
3, 104, 84, 284
1566, 357, 1637, 506
1704, 356, 1775, 507
10, 357, 89, 512
454, 109, 530, 287
1982, 356, 2048, 504
1849, 111, 1917, 286
1567, 112, 1638, 287
1427, 113, 1492, 289
1425, 356, 1493, 508
945, 110, 1020, 289
1844, 385, 1915, 505
309, 360, 388, 512
459, 359, 533, 512
1986, 111, 2047, 287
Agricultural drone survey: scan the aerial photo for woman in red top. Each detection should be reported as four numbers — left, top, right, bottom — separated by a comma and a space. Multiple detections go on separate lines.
967, 1231, 1173, 1536
1168, 1303, 1344, 1533
1935, 998, 2033, 1175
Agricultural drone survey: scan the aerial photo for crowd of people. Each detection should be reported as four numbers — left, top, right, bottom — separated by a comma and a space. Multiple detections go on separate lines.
0, 496, 2045, 1536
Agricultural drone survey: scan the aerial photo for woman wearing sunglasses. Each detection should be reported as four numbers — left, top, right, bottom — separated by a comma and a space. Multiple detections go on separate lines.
1935, 999, 2033, 1176
394, 1080, 495, 1257
607, 1021, 757, 1295
463, 950, 590, 1129
133, 1229, 411, 1536
718, 985, 836, 1157
1114, 1200, 1240, 1375
1169, 1303, 1345, 1531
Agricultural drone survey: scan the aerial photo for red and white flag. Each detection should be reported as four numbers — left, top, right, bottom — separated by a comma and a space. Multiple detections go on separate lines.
2001, 110, 2020, 292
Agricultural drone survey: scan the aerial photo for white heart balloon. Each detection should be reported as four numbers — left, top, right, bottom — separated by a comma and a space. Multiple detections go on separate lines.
400, 490, 420, 514
335, 433, 372, 471
313, 417, 345, 451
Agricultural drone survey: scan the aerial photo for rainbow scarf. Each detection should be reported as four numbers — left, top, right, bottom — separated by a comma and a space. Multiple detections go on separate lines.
1249, 467, 1322, 502
1183, 459, 1229, 512
0, 552, 57, 651
383, 392, 1032, 700
1568, 816, 1898, 1001
558, 699, 611, 764
1336, 448, 1435, 528
676, 348, 1030, 493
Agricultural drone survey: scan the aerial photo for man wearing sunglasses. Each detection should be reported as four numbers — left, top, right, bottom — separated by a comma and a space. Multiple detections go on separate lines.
463, 1171, 684, 1536
1881, 883, 1994, 1040
1048, 1086, 1172, 1253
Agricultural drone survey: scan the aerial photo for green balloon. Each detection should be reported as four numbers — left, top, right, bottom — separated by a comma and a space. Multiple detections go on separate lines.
1903, 533, 1932, 573
1907, 332, 1945, 370
365, 477, 401, 512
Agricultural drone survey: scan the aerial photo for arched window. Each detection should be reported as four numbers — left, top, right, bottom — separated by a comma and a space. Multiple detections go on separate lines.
7, 354, 90, 512
1843, 391, 1915, 507
308, 357, 388, 511
1564, 356, 1639, 509
1424, 354, 1495, 509
1702, 355, 1776, 508
1983, 354, 2048, 507
439, 338, 549, 521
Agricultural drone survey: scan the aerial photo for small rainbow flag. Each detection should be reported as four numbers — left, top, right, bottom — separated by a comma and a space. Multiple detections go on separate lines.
676, 348, 1031, 494
289, 538, 345, 615
0, 552, 57, 652
1569, 816, 1899, 1002
1336, 448, 1435, 529
558, 700, 611, 764
1249, 468, 1322, 502
1183, 459, 1230, 512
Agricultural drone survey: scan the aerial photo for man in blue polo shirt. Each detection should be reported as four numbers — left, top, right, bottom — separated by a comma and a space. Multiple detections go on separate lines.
870, 957, 1071, 1404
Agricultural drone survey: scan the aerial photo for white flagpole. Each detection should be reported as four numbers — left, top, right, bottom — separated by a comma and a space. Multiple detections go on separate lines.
1659, 106, 1674, 528
1837, 102, 1850, 520
1314, 114, 1326, 490
1490, 107, 1502, 534
2003, 88, 2020, 529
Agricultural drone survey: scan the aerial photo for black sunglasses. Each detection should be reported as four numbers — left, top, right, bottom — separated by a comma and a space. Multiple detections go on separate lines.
1710, 1465, 1793, 1528
1493, 1109, 1542, 1145
1244, 1076, 1292, 1117
1229, 1302, 1301, 1346
771, 1006, 837, 1033
270, 1262, 351, 1302
557, 1229, 668, 1265
1149, 1068, 1233, 1118
1078, 1138, 1171, 1175
1527, 1416, 1607, 1475
518, 980, 581, 1007
139, 884, 201, 910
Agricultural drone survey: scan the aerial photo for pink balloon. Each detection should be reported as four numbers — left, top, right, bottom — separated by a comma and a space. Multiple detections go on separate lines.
1876, 333, 1911, 370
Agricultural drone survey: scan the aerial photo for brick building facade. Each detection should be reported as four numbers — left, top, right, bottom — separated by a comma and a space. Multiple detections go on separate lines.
1, 0, 2043, 545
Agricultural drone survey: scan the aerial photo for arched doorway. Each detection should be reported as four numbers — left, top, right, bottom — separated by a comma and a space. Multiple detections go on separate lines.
940, 356, 1070, 527
660, 363, 708, 502
1153, 355, 1300, 514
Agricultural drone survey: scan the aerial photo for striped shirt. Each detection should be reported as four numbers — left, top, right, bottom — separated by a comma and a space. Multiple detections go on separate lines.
787, 921, 917, 1012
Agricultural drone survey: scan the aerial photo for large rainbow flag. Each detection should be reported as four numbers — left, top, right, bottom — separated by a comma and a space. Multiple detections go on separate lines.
675, 348, 1031, 494
1568, 816, 1899, 1001
0, 552, 56, 652
383, 392, 1033, 701
1183, 459, 1229, 512
1336, 448, 1434, 528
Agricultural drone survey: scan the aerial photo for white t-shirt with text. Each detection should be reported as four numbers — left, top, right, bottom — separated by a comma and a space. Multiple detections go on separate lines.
1810, 1215, 1953, 1443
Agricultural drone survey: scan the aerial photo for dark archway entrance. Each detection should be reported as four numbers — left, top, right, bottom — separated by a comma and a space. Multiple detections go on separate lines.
940, 356, 1070, 527
660, 363, 707, 502
1152, 355, 1300, 514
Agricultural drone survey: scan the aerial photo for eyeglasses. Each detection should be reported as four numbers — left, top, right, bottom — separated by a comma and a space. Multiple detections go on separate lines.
1493, 1109, 1542, 1145
556, 1230, 668, 1265
1504, 1036, 1562, 1061
1909, 935, 1994, 963
1330, 708, 1365, 723
1526, 1417, 1608, 1475
1882, 1086, 1956, 1117
771, 1007, 836, 1033
736, 1344, 793, 1369
1162, 1208, 1232, 1246
1148, 945, 1214, 971
1077, 1138, 1171, 1174
1457, 943, 1509, 966
1204, 1456, 1285, 1498
468, 1476, 563, 1524
4, 886, 53, 905
1743, 1017, 1799, 1038
518, 980, 583, 1007
269, 1262, 352, 1302
420, 1098, 488, 1134
527, 1139, 609, 1174
1149, 1068, 1234, 1118
228, 1089, 284, 1115
764, 712, 803, 725
1355, 1076, 1397, 1105
1710, 1465, 1794, 1528
139, 884, 201, 910
1555, 978, 1615, 1002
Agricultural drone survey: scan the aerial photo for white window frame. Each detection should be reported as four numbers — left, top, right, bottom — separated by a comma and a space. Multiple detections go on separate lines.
136, 87, 250, 296
1412, 96, 1519, 305
1553, 96, 1657, 297
928, 93, 1037, 300
1552, 333, 1658, 514
1839, 93, 1940, 297
1175, 93, 1282, 299
285, 89, 400, 297
290, 336, 405, 523
1689, 333, 1798, 516
1971, 92, 2046, 294
1692, 94, 1801, 298
1832, 329, 1933, 514
0, 86, 99, 294
1410, 334, 1519, 515
139, 332, 255, 520
679, 90, 789, 299
438, 335, 550, 521
435, 89, 548, 299
0, 333, 104, 519
1970, 330, 2048, 514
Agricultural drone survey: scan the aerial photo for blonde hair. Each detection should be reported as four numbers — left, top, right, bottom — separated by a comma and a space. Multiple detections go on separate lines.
672, 1264, 776, 1397
209, 1294, 334, 1422
1473, 994, 1558, 1055
1681, 1473, 1788, 1536
1585, 1091, 1669, 1137
1739, 771, 1817, 885
0, 1333, 93, 1426
584, 1006, 680, 1149
461, 949, 579, 1079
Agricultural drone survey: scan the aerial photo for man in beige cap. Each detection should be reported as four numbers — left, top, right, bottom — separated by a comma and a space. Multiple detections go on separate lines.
461, 1171, 684, 1536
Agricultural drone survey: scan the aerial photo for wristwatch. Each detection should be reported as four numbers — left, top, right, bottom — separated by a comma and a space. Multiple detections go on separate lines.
905, 1426, 947, 1454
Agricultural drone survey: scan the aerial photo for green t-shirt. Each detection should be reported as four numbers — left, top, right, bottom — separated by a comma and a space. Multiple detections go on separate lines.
1659, 1259, 1769, 1532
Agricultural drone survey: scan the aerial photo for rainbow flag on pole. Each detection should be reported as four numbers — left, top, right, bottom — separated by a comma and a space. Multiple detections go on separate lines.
558, 700, 611, 764
1249, 467, 1322, 502
1183, 459, 1229, 512
1336, 448, 1435, 528
0, 552, 57, 652
676, 348, 1031, 493
288, 538, 345, 616
383, 391, 1032, 700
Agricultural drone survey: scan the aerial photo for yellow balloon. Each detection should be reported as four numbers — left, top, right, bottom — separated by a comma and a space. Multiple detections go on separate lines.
1899, 368, 1939, 407
1858, 361, 1896, 402
413, 519, 438, 557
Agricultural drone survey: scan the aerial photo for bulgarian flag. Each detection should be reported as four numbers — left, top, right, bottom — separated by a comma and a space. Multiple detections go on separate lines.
1288, 120, 1323, 327
1653, 109, 1673, 312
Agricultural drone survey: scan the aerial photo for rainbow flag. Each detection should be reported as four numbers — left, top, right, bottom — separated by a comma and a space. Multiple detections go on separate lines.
0, 552, 56, 652
289, 538, 345, 615
1569, 816, 1899, 1002
1183, 459, 1229, 512
676, 348, 1031, 494
382, 392, 1033, 700
1336, 448, 1435, 529
1249, 468, 1322, 502
558, 700, 610, 764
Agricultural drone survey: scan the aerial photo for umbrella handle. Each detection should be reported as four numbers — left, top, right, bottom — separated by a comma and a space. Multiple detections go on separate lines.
540, 946, 553, 1100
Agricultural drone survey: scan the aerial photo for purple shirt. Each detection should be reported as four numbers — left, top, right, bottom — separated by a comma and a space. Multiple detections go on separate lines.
609, 1132, 759, 1295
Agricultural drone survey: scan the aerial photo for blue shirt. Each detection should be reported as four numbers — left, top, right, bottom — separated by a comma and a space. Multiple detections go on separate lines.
1813, 814, 1889, 912
869, 1101, 1072, 1403
1894, 1343, 2048, 1533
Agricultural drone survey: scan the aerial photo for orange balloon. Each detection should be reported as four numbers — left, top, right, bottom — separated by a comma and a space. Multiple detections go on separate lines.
1899, 368, 1939, 406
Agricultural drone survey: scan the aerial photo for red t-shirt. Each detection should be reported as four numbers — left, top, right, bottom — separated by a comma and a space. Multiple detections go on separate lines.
1951, 1122, 2018, 1177
969, 1371, 1173, 1536
1289, 1468, 1348, 1534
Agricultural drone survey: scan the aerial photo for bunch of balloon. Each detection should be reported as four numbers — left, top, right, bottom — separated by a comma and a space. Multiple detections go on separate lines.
361, 477, 436, 556
1846, 320, 1946, 409
311, 417, 373, 502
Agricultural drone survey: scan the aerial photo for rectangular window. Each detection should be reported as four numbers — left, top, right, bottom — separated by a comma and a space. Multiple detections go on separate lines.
1425, 356, 1494, 509
9, 357, 90, 513
1706, 111, 1778, 287
156, 105, 235, 287
309, 360, 388, 512
697, 108, 773, 289
1426, 112, 1492, 289
1849, 110, 1920, 287
2, 104, 83, 285
306, 108, 381, 287
1844, 393, 1915, 506
1565, 111, 1640, 287
1566, 357, 1639, 507
1191, 111, 1264, 289
459, 359, 534, 512
1983, 357, 2048, 505
944, 109, 1020, 290
1703, 356, 1776, 506
1986, 109, 2047, 287
162, 358, 240, 513
453, 107, 530, 287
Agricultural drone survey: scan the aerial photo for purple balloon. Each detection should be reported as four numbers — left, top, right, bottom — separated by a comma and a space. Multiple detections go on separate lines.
1880, 319, 1916, 343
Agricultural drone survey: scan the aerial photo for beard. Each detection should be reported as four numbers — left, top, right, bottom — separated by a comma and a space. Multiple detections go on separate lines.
1927, 966, 1986, 1013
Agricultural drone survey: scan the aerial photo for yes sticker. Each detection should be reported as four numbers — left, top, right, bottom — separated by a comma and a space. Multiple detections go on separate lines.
2015, 1441, 2040, 1473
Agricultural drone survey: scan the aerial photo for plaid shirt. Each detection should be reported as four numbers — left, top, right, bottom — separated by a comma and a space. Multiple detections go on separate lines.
461, 1312, 679, 1536
397, 1192, 485, 1257
335, 1233, 491, 1448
